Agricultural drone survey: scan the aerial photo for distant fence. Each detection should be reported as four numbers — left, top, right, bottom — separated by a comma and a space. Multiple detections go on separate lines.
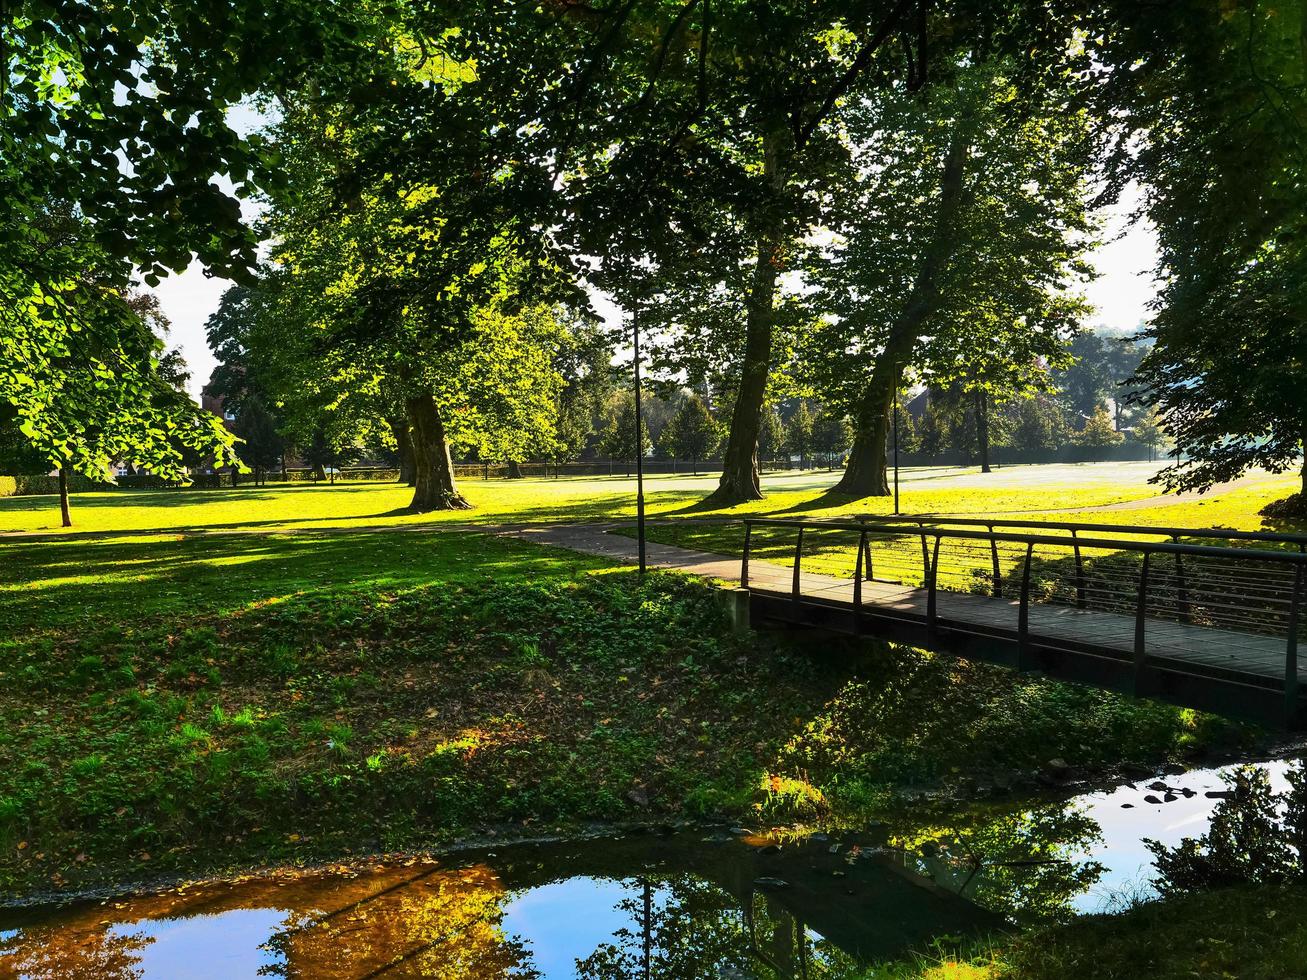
898, 443, 1160, 467
455, 460, 734, 479
0, 444, 1168, 498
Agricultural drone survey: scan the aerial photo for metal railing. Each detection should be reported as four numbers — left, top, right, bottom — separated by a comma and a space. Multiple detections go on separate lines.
848, 513, 1307, 550
741, 517, 1307, 716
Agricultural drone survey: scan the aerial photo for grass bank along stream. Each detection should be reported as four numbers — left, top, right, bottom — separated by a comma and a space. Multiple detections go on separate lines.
0, 526, 1260, 895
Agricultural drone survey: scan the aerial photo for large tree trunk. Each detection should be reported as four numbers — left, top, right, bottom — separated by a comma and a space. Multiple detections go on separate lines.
836, 128, 971, 498
1301, 437, 1306, 496
390, 415, 416, 487
706, 130, 788, 506
506, 460, 525, 479
406, 392, 470, 511
977, 389, 992, 473
838, 352, 908, 496
58, 466, 71, 527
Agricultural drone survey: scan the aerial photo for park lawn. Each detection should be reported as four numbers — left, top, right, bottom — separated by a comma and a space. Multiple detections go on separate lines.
0, 523, 1255, 896
1032, 474, 1306, 533
997, 882, 1307, 980
626, 469, 1307, 584
863, 883, 1307, 979
0, 461, 1187, 536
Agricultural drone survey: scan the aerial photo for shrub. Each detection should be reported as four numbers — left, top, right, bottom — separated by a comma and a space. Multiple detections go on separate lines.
755, 772, 828, 822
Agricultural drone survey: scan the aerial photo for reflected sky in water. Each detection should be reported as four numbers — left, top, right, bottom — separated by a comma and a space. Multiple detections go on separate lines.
503, 878, 660, 977
1069, 758, 1294, 911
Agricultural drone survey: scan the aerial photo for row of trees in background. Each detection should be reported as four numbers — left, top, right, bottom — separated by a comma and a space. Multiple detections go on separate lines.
200, 276, 1163, 484
3, 2, 1302, 519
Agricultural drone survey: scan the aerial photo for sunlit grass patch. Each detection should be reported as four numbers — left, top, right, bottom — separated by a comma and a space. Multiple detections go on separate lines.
0, 461, 1192, 536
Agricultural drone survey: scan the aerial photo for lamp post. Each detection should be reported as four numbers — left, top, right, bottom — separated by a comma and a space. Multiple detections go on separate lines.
632, 304, 647, 574
892, 395, 901, 516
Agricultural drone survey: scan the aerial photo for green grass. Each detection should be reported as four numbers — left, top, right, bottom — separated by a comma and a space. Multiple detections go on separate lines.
856, 883, 1307, 978
0, 517, 1256, 896
0, 460, 1252, 535
1000, 883, 1307, 979
0, 467, 1295, 966
619, 467, 1305, 589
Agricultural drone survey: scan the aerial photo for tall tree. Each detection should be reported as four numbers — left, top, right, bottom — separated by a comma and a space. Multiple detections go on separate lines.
757, 404, 786, 470
598, 393, 653, 476
1132, 406, 1165, 463
1076, 406, 1125, 451
231, 395, 285, 485
1, 216, 238, 524
562, 1, 950, 506
811, 407, 854, 469
785, 401, 816, 470
1008, 395, 1065, 454
806, 61, 1093, 496
254, 15, 582, 511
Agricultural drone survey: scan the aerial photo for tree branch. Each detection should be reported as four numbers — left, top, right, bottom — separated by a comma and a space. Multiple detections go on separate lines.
795, 0, 916, 149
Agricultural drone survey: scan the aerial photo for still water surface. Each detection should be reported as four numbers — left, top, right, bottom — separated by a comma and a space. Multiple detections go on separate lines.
0, 759, 1293, 979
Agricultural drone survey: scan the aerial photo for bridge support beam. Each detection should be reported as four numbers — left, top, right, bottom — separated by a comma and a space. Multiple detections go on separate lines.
724, 587, 752, 634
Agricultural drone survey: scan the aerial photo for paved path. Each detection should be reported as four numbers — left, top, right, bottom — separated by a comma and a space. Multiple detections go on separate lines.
494, 523, 759, 586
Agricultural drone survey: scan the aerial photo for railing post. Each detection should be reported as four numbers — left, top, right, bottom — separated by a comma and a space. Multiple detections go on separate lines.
854, 529, 866, 634
1287, 560, 1304, 726
1134, 551, 1151, 695
792, 527, 805, 603
1072, 529, 1086, 609
1172, 535, 1191, 623
741, 522, 752, 590
988, 524, 1002, 598
1018, 542, 1034, 670
927, 534, 942, 633
919, 530, 930, 588
863, 532, 875, 582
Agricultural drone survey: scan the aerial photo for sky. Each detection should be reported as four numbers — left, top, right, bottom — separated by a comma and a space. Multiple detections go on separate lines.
153, 185, 1160, 402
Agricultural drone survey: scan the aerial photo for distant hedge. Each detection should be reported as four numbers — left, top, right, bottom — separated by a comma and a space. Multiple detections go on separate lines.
0, 468, 405, 496
5, 473, 107, 496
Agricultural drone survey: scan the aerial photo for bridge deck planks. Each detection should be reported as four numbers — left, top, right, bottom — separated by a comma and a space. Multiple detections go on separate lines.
752, 562, 1300, 687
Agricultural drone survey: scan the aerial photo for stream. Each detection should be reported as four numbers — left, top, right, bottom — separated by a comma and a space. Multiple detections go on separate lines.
0, 758, 1296, 979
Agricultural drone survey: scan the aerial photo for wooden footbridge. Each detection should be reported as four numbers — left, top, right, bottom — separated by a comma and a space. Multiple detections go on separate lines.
739, 516, 1307, 728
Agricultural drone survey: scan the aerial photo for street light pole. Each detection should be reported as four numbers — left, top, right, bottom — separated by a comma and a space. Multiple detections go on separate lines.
893, 396, 901, 516
632, 304, 647, 574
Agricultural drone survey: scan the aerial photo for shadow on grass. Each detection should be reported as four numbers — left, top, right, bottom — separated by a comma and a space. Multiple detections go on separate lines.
1, 485, 721, 540
0, 528, 612, 635
770, 488, 868, 516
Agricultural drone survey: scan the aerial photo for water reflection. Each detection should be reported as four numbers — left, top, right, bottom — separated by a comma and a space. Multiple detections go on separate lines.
2, 760, 1294, 977
889, 799, 1106, 925
893, 758, 1298, 920
0, 834, 997, 979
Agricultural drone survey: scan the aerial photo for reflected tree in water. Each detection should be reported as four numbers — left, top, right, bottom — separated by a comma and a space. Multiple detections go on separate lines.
265, 865, 540, 979
574, 874, 863, 980
0, 923, 152, 980
889, 799, 1105, 924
